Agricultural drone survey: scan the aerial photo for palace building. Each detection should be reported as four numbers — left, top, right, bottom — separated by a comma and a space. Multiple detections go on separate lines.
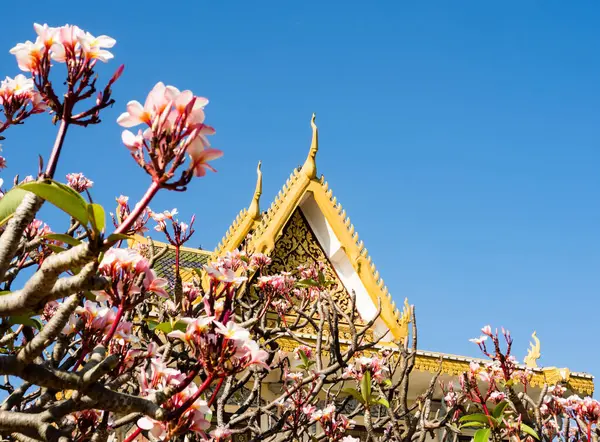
134, 115, 594, 439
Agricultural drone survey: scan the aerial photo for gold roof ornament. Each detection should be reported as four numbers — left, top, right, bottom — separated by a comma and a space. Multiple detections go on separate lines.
214, 161, 264, 255
248, 161, 263, 220
234, 113, 409, 339
543, 367, 571, 386
128, 111, 595, 396
300, 113, 318, 179
398, 298, 412, 338
524, 331, 541, 368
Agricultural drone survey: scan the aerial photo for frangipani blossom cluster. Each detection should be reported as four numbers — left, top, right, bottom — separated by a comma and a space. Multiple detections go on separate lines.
23, 218, 51, 241
63, 300, 135, 347
0, 74, 46, 134
343, 355, 389, 384
137, 356, 211, 440
277, 368, 323, 433
311, 404, 356, 441
111, 195, 151, 235
150, 207, 195, 254
538, 385, 600, 440
117, 81, 222, 184
455, 326, 600, 442
168, 316, 269, 375
95, 248, 168, 307
66, 172, 93, 193
10, 23, 115, 73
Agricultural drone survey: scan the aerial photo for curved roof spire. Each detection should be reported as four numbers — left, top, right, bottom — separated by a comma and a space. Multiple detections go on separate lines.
248, 161, 263, 219
301, 113, 319, 179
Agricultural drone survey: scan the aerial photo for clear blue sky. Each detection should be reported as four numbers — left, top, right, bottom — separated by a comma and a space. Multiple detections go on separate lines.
1, 1, 598, 377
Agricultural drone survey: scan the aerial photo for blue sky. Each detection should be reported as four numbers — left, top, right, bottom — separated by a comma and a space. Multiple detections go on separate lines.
1, 1, 599, 377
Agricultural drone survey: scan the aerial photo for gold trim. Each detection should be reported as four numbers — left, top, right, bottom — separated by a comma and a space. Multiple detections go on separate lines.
248, 161, 263, 220
242, 115, 406, 339
524, 331, 541, 369
413, 354, 594, 395
300, 113, 318, 179
128, 235, 213, 256
215, 161, 264, 255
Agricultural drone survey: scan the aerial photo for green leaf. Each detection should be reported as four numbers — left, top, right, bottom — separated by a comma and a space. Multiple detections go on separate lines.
299, 350, 308, 365
361, 370, 372, 404
83, 291, 97, 301
460, 413, 491, 425
87, 203, 105, 234
520, 424, 539, 440
106, 233, 132, 243
47, 244, 67, 254
295, 278, 320, 288
145, 319, 159, 331
42, 233, 82, 247
154, 322, 174, 333
492, 401, 509, 420
473, 428, 490, 442
9, 315, 43, 330
0, 188, 28, 227
20, 181, 89, 226
459, 422, 486, 430
372, 396, 390, 408
147, 320, 187, 334
342, 387, 365, 404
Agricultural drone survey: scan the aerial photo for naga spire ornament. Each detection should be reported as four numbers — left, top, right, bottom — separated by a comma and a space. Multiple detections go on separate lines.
524, 331, 541, 368
248, 161, 263, 219
301, 113, 318, 179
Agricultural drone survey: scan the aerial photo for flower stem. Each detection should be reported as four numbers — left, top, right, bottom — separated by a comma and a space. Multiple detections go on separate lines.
102, 304, 125, 347
45, 118, 70, 179
72, 343, 88, 372
113, 180, 160, 237
174, 244, 182, 307
167, 374, 214, 420
123, 427, 142, 442
207, 377, 225, 408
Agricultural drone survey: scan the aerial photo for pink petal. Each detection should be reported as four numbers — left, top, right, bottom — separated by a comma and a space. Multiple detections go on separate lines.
199, 148, 224, 162
164, 85, 180, 102
121, 130, 140, 149
167, 330, 186, 340
125, 101, 144, 118
175, 90, 194, 111
137, 417, 154, 431
96, 35, 116, 48
117, 113, 139, 128
145, 82, 166, 110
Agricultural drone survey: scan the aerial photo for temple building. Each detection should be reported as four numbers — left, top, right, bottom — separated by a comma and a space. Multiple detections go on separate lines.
134, 115, 594, 439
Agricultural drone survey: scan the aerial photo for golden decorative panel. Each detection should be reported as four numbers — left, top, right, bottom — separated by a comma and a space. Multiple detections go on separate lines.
264, 208, 360, 321
413, 354, 594, 396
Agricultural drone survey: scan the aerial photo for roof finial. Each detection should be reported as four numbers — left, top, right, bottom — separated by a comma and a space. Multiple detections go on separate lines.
301, 113, 318, 179
524, 331, 541, 368
248, 161, 263, 219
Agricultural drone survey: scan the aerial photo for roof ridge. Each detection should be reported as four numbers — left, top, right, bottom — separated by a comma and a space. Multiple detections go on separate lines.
314, 175, 404, 324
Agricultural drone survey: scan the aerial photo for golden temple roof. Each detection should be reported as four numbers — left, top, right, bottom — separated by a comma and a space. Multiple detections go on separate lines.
213, 113, 409, 340
130, 114, 594, 395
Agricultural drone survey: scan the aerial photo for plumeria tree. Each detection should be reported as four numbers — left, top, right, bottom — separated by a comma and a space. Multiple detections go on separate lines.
0, 22, 399, 442
0, 22, 596, 442
441, 327, 600, 442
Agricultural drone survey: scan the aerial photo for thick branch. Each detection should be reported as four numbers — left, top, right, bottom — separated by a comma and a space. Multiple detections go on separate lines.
0, 193, 42, 282
17, 294, 81, 364
0, 244, 97, 315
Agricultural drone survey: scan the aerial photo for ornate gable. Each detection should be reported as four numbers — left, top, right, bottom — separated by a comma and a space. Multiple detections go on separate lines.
264, 208, 356, 318
215, 114, 410, 341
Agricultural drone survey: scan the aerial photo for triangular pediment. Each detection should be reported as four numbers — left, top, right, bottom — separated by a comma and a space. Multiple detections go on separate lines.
214, 115, 409, 341
263, 208, 360, 321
